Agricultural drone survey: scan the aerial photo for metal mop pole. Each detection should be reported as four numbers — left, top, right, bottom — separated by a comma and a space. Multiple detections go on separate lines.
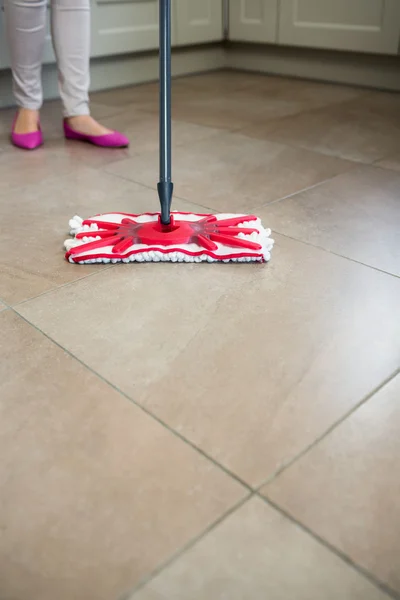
157, 0, 173, 225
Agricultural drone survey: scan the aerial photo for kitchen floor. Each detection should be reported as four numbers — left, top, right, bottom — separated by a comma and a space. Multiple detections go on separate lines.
1, 69, 400, 600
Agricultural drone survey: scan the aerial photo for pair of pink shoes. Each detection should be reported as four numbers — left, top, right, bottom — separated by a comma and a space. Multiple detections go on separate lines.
11, 117, 129, 150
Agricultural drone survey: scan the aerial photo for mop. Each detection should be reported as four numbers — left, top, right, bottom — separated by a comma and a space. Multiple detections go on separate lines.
64, 0, 274, 265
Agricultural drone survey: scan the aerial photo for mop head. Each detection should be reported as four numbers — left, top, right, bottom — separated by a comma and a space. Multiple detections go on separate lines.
64, 212, 274, 264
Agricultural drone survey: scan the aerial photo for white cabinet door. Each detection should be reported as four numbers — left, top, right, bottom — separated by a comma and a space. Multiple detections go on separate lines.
229, 0, 278, 43
278, 0, 400, 55
91, 0, 162, 58
174, 0, 223, 46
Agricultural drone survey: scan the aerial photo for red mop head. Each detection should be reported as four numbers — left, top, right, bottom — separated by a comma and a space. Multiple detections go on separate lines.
64, 212, 274, 264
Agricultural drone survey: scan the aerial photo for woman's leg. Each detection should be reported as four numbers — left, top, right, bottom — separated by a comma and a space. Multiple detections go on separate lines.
50, 0, 90, 117
51, 0, 112, 136
4, 0, 46, 133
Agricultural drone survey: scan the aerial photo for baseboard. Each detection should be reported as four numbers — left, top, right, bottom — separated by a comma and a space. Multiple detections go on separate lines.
1, 40, 399, 110
0, 44, 226, 109
226, 42, 400, 92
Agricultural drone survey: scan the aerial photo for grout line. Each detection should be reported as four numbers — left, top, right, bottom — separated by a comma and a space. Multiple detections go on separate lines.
7, 301, 400, 597
11, 307, 253, 494
13, 302, 400, 599
102, 153, 355, 217
250, 172, 347, 210
121, 492, 254, 599
0, 297, 11, 309
257, 366, 400, 489
99, 168, 219, 213
13, 265, 115, 309
273, 230, 400, 280
258, 494, 400, 600
371, 154, 400, 173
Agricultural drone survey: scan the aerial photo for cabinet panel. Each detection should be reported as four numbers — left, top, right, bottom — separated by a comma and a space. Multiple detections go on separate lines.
279, 0, 400, 55
174, 0, 223, 46
91, 0, 161, 58
229, 0, 278, 43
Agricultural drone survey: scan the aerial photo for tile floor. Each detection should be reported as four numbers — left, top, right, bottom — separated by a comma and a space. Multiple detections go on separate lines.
0, 69, 399, 600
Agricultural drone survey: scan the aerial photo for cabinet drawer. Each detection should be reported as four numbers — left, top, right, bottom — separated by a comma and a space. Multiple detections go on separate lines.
91, 0, 161, 57
278, 0, 400, 55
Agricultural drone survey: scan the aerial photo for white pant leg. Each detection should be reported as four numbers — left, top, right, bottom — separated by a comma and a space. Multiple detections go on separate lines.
50, 0, 91, 117
4, 0, 47, 110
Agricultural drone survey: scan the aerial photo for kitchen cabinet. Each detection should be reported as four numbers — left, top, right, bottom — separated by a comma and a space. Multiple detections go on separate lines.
278, 0, 400, 55
229, 0, 278, 43
0, 0, 224, 69
90, 0, 160, 58
0, 0, 161, 68
174, 0, 223, 46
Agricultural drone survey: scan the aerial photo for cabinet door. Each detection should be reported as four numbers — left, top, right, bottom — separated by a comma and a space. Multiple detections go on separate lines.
278, 0, 400, 55
91, 0, 161, 58
174, 0, 223, 46
229, 0, 278, 43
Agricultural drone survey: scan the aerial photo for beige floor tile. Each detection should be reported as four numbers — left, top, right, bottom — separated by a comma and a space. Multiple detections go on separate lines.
258, 165, 400, 276
173, 70, 288, 93
16, 235, 400, 486
166, 90, 314, 130
263, 375, 400, 594
248, 76, 362, 107
91, 99, 131, 120
221, 76, 362, 122
376, 152, 400, 173
357, 89, 400, 118
168, 76, 361, 131
0, 145, 81, 194
106, 131, 353, 212
92, 77, 281, 136
0, 167, 203, 305
90, 71, 280, 112
130, 497, 390, 600
92, 70, 359, 104
92, 81, 160, 108
0, 106, 17, 145
168, 95, 301, 130
242, 98, 400, 163
114, 73, 361, 131
101, 109, 221, 156
110, 79, 315, 131
0, 310, 245, 600
91, 78, 215, 114
0, 132, 129, 190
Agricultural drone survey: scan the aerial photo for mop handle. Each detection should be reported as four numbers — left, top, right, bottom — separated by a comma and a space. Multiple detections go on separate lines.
158, 0, 173, 225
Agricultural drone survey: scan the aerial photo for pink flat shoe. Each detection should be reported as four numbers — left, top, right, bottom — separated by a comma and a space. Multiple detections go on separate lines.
11, 116, 43, 150
63, 120, 129, 148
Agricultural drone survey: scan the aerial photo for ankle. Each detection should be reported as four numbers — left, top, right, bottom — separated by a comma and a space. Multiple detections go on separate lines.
66, 115, 90, 124
14, 108, 40, 134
